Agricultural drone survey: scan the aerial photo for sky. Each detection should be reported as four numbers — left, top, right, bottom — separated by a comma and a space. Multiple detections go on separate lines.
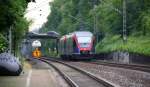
25, 0, 53, 32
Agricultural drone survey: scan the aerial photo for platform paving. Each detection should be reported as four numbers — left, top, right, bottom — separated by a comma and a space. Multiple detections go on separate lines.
0, 58, 68, 87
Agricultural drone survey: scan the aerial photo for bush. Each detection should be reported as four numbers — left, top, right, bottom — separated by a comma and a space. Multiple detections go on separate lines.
96, 35, 150, 56
0, 34, 7, 53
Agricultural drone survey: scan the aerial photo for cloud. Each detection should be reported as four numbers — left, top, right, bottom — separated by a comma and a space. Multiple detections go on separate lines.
25, 0, 53, 32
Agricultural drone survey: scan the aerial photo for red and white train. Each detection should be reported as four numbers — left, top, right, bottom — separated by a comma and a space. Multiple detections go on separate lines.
58, 31, 95, 59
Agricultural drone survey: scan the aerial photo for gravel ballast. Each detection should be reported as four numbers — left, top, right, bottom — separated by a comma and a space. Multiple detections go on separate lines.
67, 62, 150, 87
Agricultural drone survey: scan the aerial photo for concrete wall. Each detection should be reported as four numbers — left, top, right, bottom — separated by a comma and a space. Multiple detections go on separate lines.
97, 52, 150, 65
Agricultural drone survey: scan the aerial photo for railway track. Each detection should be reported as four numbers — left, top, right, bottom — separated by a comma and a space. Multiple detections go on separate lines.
84, 60, 150, 73
39, 58, 115, 87
41, 57, 150, 73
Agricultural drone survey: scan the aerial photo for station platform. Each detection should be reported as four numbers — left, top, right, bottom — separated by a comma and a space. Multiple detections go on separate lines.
0, 58, 68, 87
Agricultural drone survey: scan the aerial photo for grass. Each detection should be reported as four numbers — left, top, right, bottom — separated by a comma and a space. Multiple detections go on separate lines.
96, 35, 150, 56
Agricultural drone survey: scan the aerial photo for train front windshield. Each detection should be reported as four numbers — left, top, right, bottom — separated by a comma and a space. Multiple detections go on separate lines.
77, 37, 92, 47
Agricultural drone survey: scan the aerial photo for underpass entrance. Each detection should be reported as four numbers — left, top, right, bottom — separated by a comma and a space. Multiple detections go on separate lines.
21, 31, 60, 58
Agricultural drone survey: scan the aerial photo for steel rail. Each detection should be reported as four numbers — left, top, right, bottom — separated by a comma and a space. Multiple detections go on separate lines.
85, 61, 150, 73
41, 57, 115, 87
42, 57, 150, 72
39, 58, 79, 87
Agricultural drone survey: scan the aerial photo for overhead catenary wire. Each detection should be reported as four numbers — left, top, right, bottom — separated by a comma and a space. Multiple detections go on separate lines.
99, 0, 127, 43
27, 0, 126, 43
99, 0, 122, 15
25, 1, 51, 13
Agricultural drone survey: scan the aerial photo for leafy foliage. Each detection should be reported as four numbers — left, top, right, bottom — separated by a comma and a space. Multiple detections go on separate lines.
40, 0, 96, 35
40, 0, 150, 55
0, 0, 29, 53
0, 34, 8, 53
96, 35, 150, 56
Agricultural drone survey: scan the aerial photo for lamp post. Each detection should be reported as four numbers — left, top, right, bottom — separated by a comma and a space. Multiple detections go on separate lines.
9, 26, 12, 54
93, 5, 98, 44
123, 0, 127, 43
92, 0, 99, 43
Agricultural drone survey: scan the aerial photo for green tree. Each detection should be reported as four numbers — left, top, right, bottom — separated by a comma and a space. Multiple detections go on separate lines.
0, 0, 29, 53
39, 0, 150, 55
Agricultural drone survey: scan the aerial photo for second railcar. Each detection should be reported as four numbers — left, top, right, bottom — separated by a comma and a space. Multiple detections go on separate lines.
58, 31, 95, 59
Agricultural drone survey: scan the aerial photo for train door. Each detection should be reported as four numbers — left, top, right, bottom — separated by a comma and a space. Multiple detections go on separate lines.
73, 39, 79, 53
64, 40, 66, 55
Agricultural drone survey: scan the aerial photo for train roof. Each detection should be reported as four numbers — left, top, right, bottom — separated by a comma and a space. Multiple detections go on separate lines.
73, 31, 93, 37
60, 31, 93, 41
